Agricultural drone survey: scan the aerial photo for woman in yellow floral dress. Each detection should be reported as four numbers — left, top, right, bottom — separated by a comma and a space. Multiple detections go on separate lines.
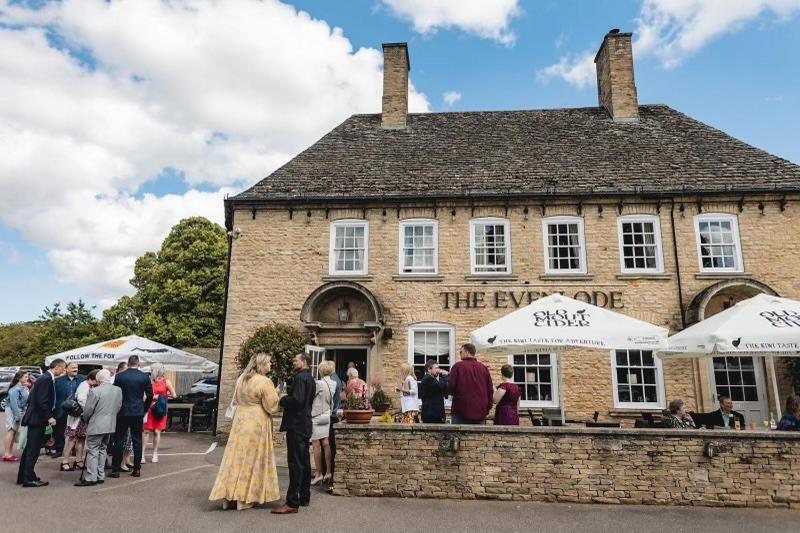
209, 353, 280, 510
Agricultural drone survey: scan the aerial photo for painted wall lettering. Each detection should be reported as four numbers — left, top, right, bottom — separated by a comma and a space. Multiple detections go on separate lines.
440, 290, 625, 310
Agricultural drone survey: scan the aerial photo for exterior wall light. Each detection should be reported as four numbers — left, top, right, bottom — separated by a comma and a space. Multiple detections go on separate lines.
338, 300, 351, 323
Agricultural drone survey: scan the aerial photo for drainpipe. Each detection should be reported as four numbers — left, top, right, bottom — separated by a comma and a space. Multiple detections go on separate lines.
214, 232, 234, 437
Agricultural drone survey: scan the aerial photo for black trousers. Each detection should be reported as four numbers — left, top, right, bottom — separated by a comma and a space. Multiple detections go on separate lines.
285, 431, 311, 508
112, 415, 144, 470
54, 415, 67, 455
17, 424, 46, 484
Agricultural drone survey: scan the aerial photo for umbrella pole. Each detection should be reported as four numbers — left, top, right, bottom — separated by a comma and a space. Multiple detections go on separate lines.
767, 356, 782, 419
559, 354, 565, 425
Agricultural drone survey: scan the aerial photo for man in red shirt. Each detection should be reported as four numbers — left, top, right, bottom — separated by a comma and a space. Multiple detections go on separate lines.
447, 343, 494, 424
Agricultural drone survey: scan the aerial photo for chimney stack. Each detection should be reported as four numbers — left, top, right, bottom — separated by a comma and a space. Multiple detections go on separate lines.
594, 29, 639, 122
382, 43, 409, 129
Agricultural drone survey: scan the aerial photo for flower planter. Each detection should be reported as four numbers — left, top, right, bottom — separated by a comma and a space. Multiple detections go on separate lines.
343, 409, 375, 424
372, 405, 390, 415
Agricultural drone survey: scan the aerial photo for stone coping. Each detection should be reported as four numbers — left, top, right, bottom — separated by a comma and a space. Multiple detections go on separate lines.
333, 422, 800, 440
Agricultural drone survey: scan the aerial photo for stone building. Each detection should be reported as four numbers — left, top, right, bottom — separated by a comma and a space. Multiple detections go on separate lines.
217, 30, 800, 433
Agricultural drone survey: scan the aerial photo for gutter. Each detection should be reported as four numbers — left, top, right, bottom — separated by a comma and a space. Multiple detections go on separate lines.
214, 232, 234, 436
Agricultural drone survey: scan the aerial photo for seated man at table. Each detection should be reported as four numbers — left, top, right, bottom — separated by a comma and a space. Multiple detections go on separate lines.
706, 395, 745, 429
662, 399, 696, 429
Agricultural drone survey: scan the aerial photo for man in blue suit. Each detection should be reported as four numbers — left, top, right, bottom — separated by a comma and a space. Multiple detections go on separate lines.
109, 355, 153, 478
17, 359, 67, 487
53, 362, 86, 457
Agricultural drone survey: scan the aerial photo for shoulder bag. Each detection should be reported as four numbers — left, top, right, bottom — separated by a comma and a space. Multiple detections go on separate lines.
225, 377, 242, 420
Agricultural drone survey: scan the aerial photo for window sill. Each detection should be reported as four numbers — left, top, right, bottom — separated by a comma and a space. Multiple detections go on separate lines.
609, 408, 665, 418
616, 273, 672, 280
539, 274, 593, 281
321, 275, 373, 282
392, 275, 444, 282
694, 272, 751, 280
464, 274, 519, 282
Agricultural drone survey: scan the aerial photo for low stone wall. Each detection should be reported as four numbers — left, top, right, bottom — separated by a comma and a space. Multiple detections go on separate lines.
333, 424, 800, 509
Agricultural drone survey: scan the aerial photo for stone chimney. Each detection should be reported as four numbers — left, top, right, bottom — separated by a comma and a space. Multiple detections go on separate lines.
382, 42, 409, 129
594, 29, 639, 122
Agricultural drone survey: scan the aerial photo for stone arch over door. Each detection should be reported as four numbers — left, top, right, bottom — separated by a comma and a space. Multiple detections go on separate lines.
687, 278, 782, 415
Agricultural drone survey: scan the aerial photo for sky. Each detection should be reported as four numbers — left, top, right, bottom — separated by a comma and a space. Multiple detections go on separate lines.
1, 0, 799, 324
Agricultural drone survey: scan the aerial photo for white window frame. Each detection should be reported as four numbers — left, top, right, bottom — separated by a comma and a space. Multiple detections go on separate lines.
469, 217, 512, 275
408, 323, 456, 409
693, 214, 744, 273
610, 349, 665, 409
542, 216, 587, 275
507, 353, 560, 408
617, 215, 665, 274
398, 219, 439, 275
328, 219, 369, 276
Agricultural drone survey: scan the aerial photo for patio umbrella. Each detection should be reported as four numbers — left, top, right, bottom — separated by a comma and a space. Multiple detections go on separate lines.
657, 293, 800, 418
470, 293, 668, 423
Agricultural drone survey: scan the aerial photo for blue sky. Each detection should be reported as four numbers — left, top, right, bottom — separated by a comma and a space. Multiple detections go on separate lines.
1, 0, 799, 324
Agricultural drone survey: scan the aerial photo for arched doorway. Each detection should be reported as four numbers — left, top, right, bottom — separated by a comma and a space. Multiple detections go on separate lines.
300, 281, 385, 384
688, 279, 779, 422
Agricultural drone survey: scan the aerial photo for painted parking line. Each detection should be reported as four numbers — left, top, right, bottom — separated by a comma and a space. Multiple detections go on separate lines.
146, 441, 218, 457
94, 464, 213, 493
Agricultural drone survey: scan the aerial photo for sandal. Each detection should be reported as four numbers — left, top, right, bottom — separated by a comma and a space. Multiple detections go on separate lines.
60, 462, 74, 472
322, 474, 332, 484
75, 462, 84, 470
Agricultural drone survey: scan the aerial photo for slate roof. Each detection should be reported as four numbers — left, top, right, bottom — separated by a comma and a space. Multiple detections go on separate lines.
232, 105, 800, 203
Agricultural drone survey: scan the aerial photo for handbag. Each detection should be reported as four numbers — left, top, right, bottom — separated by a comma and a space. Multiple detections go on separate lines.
61, 393, 83, 418
225, 377, 242, 420
151, 396, 168, 419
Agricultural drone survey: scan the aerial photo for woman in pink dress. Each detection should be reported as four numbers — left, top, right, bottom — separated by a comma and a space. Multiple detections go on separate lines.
493, 364, 521, 426
143, 363, 175, 463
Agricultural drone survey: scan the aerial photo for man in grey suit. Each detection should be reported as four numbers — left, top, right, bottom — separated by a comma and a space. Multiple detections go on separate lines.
75, 369, 122, 487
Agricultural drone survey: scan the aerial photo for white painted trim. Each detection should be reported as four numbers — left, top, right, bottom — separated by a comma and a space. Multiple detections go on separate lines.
693, 213, 744, 273
542, 216, 587, 275
610, 349, 665, 409
469, 217, 512, 275
407, 323, 456, 409
398, 218, 439, 275
507, 353, 560, 408
328, 219, 369, 276
617, 214, 665, 274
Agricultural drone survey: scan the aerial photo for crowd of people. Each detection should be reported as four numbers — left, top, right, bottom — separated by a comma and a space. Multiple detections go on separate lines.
662, 394, 800, 431
3, 355, 175, 487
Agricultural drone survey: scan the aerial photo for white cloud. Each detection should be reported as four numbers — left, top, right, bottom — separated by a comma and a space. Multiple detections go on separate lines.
381, 0, 522, 45
539, 0, 800, 87
0, 0, 430, 306
443, 91, 462, 106
536, 52, 596, 89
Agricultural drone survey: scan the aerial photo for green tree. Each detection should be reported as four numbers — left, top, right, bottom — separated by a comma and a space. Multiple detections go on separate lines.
103, 216, 227, 348
27, 300, 104, 362
0, 321, 42, 366
237, 324, 307, 385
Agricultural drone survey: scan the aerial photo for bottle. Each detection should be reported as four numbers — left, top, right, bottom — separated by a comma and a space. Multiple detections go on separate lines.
769, 412, 777, 430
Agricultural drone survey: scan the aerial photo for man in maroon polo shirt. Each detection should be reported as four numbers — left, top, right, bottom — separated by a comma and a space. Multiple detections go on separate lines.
447, 343, 494, 424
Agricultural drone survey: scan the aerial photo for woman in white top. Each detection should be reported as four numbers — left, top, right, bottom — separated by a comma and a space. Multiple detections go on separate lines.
397, 363, 419, 424
62, 369, 97, 471
310, 361, 337, 486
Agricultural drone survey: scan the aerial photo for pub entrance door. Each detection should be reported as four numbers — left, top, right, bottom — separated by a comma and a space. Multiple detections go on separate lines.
325, 347, 369, 385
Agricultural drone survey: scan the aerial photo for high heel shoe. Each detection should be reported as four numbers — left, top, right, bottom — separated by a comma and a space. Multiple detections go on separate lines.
236, 501, 254, 511
221, 499, 231, 510
322, 474, 332, 485
310, 476, 323, 486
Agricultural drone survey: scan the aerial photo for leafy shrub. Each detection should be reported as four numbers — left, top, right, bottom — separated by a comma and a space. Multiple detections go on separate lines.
237, 324, 307, 385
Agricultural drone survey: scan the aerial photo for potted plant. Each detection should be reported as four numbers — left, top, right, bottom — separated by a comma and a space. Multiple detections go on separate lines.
342, 391, 374, 424
370, 377, 391, 414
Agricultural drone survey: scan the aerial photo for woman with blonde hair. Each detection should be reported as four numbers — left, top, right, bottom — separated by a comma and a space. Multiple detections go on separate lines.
396, 363, 418, 424
143, 363, 175, 463
310, 360, 337, 485
209, 353, 280, 511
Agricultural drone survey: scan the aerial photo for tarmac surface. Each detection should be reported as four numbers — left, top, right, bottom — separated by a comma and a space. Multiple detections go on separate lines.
0, 422, 797, 533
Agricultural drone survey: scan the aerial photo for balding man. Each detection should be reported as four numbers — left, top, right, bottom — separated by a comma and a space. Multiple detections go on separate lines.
75, 370, 122, 487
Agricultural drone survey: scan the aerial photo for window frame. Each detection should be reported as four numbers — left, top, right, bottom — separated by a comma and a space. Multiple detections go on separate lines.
610, 349, 666, 410
693, 214, 744, 273
507, 353, 560, 408
617, 214, 665, 274
328, 219, 369, 276
398, 218, 439, 275
541, 216, 588, 275
469, 217, 512, 275
408, 323, 456, 408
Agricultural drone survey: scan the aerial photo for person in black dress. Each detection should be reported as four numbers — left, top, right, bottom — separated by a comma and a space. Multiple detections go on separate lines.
419, 360, 449, 423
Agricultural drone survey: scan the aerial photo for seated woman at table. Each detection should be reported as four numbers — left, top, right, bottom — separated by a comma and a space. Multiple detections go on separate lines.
777, 395, 800, 431
662, 399, 696, 429
493, 364, 521, 426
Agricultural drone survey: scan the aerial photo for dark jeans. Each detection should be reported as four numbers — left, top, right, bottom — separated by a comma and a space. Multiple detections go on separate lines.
54, 415, 67, 455
451, 414, 485, 425
17, 424, 46, 484
113, 415, 144, 470
285, 431, 311, 508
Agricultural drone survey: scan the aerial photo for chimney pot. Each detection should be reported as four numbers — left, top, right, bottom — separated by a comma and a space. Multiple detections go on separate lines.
594, 31, 638, 122
382, 42, 410, 129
